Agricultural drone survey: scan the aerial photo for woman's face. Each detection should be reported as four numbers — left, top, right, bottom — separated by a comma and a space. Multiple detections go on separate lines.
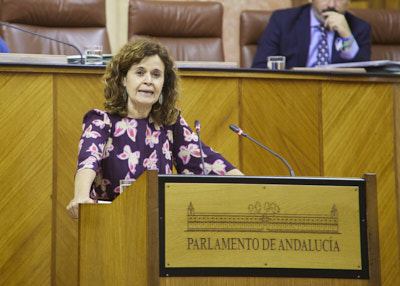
123, 54, 165, 118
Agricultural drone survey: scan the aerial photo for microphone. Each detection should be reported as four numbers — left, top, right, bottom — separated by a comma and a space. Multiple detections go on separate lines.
229, 124, 295, 176
194, 120, 207, 175
0, 21, 84, 64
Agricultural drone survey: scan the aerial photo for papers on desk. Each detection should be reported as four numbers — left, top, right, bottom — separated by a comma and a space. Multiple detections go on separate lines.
67, 54, 113, 65
292, 60, 400, 73
292, 67, 366, 73
97, 200, 112, 204
65, 57, 238, 68
316, 60, 400, 73
175, 61, 238, 68
0, 53, 68, 64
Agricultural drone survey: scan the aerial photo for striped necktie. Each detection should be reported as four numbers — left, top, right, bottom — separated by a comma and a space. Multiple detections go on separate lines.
316, 25, 329, 66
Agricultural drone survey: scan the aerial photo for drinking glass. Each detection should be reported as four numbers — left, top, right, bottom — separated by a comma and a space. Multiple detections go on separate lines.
84, 45, 103, 65
267, 56, 286, 70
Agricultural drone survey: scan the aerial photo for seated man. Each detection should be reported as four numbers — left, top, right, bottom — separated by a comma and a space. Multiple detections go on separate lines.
252, 0, 371, 69
0, 36, 10, 53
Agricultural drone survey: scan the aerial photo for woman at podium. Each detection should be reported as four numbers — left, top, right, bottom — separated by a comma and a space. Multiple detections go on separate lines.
67, 38, 243, 219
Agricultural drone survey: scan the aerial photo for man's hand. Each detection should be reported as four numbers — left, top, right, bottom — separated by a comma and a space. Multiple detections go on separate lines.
322, 11, 352, 38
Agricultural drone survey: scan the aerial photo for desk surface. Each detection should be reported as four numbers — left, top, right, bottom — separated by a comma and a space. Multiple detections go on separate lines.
1, 61, 400, 81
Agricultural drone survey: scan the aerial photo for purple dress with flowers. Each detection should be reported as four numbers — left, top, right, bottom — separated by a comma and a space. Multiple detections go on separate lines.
77, 109, 235, 200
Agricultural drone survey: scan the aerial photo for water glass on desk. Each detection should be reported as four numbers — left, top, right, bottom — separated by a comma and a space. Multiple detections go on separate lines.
84, 45, 103, 65
267, 56, 286, 70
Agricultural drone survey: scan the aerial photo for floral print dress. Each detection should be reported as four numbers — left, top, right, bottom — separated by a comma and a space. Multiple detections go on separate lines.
77, 109, 235, 200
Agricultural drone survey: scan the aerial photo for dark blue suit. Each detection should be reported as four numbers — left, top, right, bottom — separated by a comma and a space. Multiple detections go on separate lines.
252, 4, 371, 69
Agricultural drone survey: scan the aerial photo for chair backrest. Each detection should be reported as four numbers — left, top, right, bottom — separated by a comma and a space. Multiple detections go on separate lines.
0, 0, 111, 55
348, 8, 400, 61
128, 0, 224, 62
240, 10, 272, 68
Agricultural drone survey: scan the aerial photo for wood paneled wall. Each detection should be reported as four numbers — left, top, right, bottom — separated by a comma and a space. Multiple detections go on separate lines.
1, 66, 400, 286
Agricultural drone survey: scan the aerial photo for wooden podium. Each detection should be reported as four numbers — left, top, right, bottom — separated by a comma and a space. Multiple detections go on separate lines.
79, 171, 380, 286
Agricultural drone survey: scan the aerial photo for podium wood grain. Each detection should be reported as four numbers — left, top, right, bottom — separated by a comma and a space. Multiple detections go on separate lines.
79, 171, 379, 286
79, 170, 159, 286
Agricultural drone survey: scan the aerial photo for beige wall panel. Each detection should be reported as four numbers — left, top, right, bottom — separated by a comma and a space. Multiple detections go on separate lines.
106, 0, 130, 53
322, 82, 400, 286
179, 76, 240, 167
241, 78, 321, 177
0, 73, 53, 285
55, 72, 105, 285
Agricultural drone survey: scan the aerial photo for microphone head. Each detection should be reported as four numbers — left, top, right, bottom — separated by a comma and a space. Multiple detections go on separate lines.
229, 124, 247, 137
229, 124, 241, 133
194, 120, 201, 132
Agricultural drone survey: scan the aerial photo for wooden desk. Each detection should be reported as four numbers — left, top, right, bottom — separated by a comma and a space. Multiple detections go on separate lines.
0, 64, 399, 285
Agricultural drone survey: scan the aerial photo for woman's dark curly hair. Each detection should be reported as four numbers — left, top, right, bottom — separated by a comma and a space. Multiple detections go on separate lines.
103, 38, 180, 125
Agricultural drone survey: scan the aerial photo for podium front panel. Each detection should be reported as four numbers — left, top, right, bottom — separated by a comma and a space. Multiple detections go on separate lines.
158, 175, 368, 279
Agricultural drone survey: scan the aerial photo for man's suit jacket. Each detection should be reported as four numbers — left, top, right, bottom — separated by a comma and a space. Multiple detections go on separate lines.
252, 4, 371, 69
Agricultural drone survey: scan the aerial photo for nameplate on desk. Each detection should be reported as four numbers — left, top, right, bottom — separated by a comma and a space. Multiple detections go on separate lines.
0, 53, 68, 64
159, 177, 368, 278
292, 67, 367, 73
314, 60, 400, 73
175, 61, 238, 68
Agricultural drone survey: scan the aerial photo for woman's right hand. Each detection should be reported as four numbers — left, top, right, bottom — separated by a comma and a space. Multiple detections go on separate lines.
67, 168, 97, 219
66, 197, 95, 219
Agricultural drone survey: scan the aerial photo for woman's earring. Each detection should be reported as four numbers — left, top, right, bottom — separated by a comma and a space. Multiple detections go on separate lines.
158, 93, 163, 104
123, 88, 128, 101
